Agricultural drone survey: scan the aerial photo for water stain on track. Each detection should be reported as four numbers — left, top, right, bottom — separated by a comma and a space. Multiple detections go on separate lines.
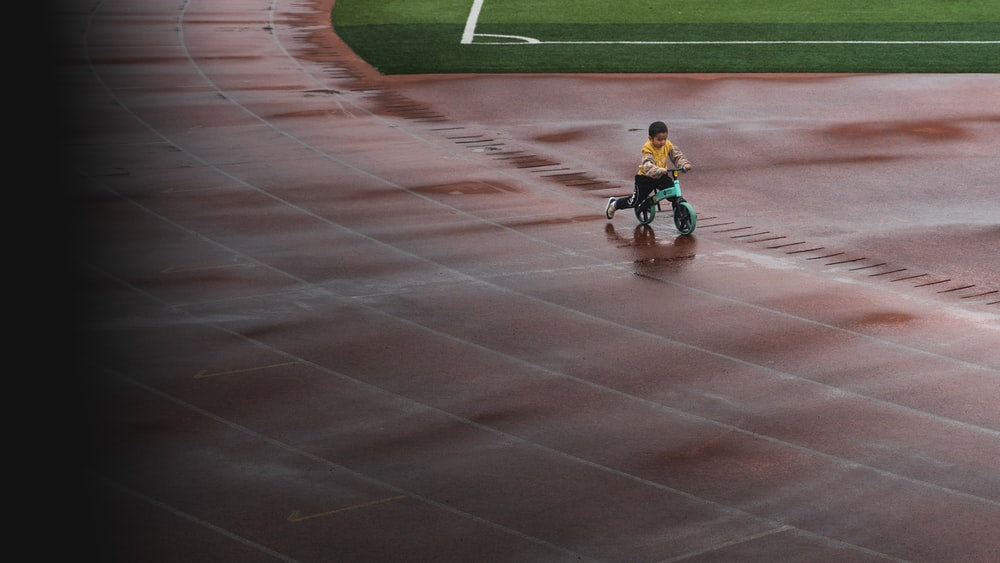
822, 116, 1000, 141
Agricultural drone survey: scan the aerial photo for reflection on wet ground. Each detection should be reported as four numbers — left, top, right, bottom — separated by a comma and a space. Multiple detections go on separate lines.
605, 223, 698, 273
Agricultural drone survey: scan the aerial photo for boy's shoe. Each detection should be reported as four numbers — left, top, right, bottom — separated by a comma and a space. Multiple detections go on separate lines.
605, 197, 617, 219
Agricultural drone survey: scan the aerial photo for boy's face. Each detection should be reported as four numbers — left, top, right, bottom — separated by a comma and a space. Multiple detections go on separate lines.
649, 131, 668, 149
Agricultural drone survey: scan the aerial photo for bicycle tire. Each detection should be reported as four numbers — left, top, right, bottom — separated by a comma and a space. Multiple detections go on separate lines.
635, 203, 656, 225
673, 201, 696, 235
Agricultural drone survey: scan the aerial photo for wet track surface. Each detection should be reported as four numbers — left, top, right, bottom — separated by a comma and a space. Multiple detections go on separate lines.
60, 0, 999, 561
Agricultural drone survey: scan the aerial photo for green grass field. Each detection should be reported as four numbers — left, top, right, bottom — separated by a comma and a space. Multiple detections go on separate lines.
331, 0, 1000, 73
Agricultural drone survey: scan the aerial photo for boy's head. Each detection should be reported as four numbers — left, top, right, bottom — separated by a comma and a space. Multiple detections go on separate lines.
648, 121, 669, 148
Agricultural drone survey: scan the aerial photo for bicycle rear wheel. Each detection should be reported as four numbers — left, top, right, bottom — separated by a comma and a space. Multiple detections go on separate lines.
635, 203, 656, 225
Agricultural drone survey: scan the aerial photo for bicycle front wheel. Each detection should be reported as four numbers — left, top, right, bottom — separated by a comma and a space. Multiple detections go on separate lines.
673, 201, 696, 235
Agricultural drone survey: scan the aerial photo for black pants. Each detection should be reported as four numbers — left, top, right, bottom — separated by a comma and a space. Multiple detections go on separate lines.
615, 174, 674, 210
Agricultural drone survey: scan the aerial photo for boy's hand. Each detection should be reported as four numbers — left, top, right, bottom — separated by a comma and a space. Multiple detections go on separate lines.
683, 164, 692, 171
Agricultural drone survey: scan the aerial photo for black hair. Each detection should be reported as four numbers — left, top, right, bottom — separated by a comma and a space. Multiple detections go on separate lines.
648, 121, 668, 137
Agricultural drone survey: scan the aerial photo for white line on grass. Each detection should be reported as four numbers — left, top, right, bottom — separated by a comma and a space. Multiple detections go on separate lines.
469, 38, 1000, 45
461, 0, 484, 44
460, 3, 999, 46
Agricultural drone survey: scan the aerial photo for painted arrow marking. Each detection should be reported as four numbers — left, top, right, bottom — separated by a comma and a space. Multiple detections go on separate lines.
194, 362, 299, 379
161, 263, 254, 274
288, 495, 408, 522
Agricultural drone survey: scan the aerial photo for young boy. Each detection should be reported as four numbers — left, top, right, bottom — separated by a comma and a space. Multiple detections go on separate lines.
606, 121, 692, 219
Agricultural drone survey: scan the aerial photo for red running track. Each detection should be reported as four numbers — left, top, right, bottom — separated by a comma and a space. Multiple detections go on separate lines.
60, 0, 1000, 560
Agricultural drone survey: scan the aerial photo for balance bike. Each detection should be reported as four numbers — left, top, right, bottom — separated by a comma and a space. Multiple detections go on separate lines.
634, 169, 697, 235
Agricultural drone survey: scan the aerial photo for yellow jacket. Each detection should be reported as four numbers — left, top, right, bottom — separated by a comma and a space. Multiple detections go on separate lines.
637, 139, 690, 178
